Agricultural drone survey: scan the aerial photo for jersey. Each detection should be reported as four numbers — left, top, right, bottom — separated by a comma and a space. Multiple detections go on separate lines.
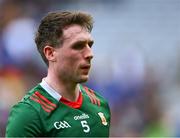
6, 80, 111, 137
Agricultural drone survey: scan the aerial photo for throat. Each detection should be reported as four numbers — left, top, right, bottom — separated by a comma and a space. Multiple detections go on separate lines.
61, 89, 80, 102
44, 77, 80, 102
58, 82, 80, 102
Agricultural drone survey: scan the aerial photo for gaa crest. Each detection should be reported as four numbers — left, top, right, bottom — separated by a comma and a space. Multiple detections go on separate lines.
98, 112, 107, 126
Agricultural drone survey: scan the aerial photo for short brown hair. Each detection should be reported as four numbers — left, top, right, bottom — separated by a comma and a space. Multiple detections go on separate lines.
35, 11, 94, 65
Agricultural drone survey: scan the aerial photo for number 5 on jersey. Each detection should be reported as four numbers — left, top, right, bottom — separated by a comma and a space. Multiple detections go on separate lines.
81, 120, 90, 133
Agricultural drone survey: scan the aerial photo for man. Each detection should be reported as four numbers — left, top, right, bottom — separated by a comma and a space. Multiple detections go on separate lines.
6, 11, 111, 137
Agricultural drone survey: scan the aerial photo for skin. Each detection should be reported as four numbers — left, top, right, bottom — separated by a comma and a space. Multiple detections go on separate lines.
43, 24, 94, 102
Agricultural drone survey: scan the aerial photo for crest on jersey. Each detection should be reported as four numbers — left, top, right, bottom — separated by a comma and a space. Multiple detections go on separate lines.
98, 112, 107, 126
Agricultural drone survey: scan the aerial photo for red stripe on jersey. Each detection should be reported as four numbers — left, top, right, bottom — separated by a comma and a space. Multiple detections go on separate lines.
60, 92, 83, 109
34, 91, 57, 107
83, 86, 100, 106
88, 89, 101, 106
83, 87, 94, 104
32, 94, 55, 110
83, 86, 96, 104
30, 96, 52, 113
88, 90, 97, 105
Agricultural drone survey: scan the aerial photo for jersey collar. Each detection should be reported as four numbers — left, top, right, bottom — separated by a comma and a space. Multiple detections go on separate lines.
40, 79, 83, 108
40, 79, 62, 101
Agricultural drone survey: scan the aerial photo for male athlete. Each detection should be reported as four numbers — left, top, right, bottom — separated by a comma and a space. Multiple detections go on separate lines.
6, 11, 111, 137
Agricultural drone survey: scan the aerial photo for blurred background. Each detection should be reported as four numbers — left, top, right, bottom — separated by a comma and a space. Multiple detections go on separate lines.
0, 0, 180, 137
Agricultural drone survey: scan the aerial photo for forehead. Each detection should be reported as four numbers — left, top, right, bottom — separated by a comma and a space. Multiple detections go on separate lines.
62, 25, 93, 43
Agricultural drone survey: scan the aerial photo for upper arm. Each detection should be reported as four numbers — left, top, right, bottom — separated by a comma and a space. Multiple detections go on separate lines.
6, 103, 43, 137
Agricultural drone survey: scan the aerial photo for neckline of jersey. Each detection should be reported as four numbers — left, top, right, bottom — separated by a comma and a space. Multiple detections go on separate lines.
39, 79, 83, 109
60, 92, 83, 109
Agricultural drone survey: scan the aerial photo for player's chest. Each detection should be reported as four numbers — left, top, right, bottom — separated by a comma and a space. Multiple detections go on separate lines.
43, 103, 110, 137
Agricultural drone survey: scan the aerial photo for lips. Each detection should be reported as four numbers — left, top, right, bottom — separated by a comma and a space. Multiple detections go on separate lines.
81, 65, 91, 69
80, 65, 91, 73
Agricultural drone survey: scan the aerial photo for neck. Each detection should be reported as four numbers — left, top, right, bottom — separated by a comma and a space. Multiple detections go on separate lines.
44, 72, 79, 102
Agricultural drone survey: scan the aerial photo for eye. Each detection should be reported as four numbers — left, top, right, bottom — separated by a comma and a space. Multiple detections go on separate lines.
72, 43, 85, 50
88, 41, 94, 48
72, 40, 94, 50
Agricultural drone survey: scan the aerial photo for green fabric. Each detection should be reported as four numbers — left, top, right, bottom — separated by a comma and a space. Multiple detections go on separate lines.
6, 84, 110, 137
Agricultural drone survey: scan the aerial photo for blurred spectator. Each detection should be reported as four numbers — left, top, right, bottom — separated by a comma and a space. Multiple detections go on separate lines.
2, 17, 37, 67
0, 67, 25, 136
141, 68, 170, 137
0, 68, 25, 108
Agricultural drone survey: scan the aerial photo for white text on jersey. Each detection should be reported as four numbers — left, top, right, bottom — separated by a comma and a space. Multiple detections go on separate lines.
54, 121, 71, 129
74, 113, 89, 120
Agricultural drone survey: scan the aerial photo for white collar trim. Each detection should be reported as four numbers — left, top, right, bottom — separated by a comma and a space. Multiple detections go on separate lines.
40, 79, 62, 101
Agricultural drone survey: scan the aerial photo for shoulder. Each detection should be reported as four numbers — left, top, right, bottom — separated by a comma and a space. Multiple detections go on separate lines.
6, 84, 57, 137
7, 102, 39, 123
79, 84, 111, 122
6, 102, 42, 137
8, 84, 43, 118
21, 84, 58, 113
79, 84, 109, 107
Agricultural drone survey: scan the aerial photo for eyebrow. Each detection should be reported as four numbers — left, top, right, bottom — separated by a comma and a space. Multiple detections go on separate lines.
72, 39, 94, 46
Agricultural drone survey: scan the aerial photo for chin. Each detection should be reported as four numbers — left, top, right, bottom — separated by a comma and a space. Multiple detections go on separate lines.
78, 76, 89, 83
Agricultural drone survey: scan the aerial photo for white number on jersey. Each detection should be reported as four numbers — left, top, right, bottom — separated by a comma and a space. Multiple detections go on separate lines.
81, 120, 90, 133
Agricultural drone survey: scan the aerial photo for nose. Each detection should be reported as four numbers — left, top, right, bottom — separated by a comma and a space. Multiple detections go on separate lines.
84, 45, 94, 60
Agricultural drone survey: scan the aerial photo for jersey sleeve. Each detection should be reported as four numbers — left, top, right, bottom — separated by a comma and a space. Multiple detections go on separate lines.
6, 102, 43, 137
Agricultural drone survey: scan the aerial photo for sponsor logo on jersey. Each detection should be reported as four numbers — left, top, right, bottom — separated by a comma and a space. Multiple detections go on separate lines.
74, 113, 89, 120
98, 112, 108, 126
54, 121, 71, 129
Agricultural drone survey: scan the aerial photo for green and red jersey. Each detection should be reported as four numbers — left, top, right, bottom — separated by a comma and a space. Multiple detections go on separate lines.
6, 79, 111, 137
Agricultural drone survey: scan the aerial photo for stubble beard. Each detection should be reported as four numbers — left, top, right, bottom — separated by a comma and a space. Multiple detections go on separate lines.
76, 75, 89, 83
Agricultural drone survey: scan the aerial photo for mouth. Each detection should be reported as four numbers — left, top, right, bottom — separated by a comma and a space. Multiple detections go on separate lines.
81, 64, 91, 69
80, 64, 91, 73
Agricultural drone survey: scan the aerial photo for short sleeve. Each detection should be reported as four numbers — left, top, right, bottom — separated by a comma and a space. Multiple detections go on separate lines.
6, 102, 43, 137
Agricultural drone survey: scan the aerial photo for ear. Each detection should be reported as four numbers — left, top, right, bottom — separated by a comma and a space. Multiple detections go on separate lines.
43, 46, 57, 62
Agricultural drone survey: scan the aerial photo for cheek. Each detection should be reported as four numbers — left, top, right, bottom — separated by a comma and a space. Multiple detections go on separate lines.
66, 50, 81, 65
57, 49, 82, 70
68, 56, 80, 68
61, 55, 80, 69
